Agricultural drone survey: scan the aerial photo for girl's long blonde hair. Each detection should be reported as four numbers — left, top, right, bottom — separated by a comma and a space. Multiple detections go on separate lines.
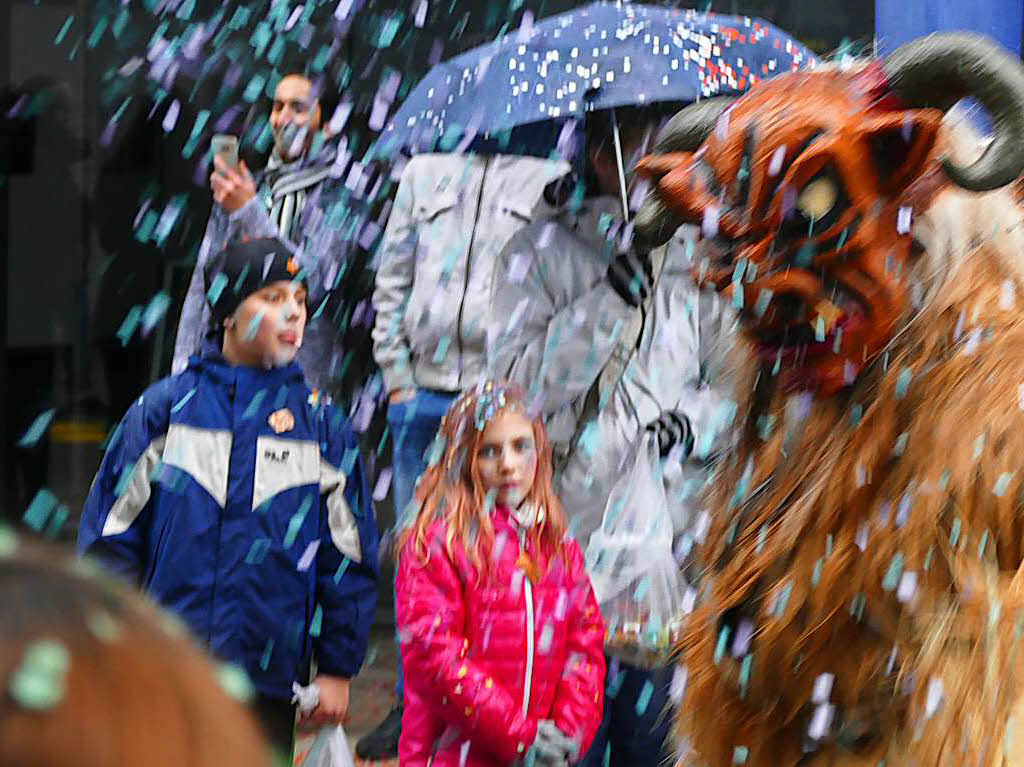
399, 381, 569, 579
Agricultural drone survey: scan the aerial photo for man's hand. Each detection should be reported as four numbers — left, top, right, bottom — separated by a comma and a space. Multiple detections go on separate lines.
388, 388, 416, 405
210, 155, 257, 214
297, 674, 350, 729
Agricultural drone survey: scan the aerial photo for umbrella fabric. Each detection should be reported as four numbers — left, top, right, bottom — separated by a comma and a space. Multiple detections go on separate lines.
375, 2, 817, 157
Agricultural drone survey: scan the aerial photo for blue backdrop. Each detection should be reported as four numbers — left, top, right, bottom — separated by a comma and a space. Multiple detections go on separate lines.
876, 0, 1022, 56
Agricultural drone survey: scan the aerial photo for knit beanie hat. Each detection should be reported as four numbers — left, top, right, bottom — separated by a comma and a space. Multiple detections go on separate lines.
204, 237, 307, 322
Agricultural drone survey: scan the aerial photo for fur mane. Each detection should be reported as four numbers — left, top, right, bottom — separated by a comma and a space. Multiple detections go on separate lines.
678, 112, 1024, 766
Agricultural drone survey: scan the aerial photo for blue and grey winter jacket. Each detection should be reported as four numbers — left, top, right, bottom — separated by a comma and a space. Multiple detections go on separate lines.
78, 346, 378, 699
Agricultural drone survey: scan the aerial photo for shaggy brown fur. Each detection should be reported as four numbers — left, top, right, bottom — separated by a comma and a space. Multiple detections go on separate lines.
676, 137, 1024, 766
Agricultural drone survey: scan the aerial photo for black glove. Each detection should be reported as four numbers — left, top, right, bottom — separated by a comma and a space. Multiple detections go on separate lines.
607, 247, 653, 308
645, 410, 694, 458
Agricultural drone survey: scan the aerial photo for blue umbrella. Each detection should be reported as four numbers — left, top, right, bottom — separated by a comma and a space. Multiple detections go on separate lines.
372, 2, 817, 159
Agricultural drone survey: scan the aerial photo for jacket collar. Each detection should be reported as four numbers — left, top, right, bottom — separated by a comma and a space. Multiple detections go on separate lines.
188, 340, 306, 389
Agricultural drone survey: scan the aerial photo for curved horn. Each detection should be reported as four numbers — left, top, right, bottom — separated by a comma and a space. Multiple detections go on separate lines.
883, 32, 1024, 192
635, 98, 736, 249
652, 97, 736, 154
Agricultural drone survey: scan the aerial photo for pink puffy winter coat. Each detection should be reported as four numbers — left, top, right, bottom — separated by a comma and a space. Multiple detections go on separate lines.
396, 505, 606, 767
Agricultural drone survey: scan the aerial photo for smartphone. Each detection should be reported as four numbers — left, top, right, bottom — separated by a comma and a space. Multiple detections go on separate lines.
211, 134, 239, 171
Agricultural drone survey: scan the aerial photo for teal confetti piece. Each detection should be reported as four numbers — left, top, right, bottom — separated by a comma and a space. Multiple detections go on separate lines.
341, 447, 359, 476
182, 110, 210, 159
733, 746, 749, 764
245, 309, 265, 342
245, 539, 271, 564
87, 17, 108, 48
973, 433, 986, 460
732, 283, 744, 310
950, 518, 962, 548
634, 575, 650, 602
892, 433, 908, 457
882, 552, 904, 591
116, 304, 142, 347
206, 272, 228, 306
232, 264, 250, 296
714, 626, 731, 664
243, 74, 267, 103
795, 243, 814, 267
135, 210, 158, 243
259, 639, 274, 671
54, 15, 73, 44
739, 654, 753, 698
774, 581, 793, 616
753, 288, 773, 318
814, 316, 825, 342
283, 495, 314, 548
756, 525, 768, 554
141, 292, 171, 334
756, 414, 776, 440
243, 390, 267, 420
432, 336, 452, 364
602, 745, 611, 767
8, 639, 71, 711
812, 558, 823, 587
44, 504, 69, 540
634, 680, 654, 716
826, 534, 833, 558
217, 663, 255, 703
309, 604, 323, 637
332, 557, 351, 583
850, 403, 863, 426
114, 465, 135, 497
924, 546, 935, 571
978, 529, 990, 559
171, 389, 196, 414
731, 258, 747, 287
895, 367, 912, 399
112, 8, 128, 38
994, 472, 1014, 497
176, 0, 195, 20
23, 489, 59, 532
18, 409, 55, 448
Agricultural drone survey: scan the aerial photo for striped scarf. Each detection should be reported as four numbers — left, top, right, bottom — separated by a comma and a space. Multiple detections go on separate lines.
262, 146, 335, 241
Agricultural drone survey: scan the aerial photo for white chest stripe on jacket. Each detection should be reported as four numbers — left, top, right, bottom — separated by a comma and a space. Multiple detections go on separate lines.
101, 435, 167, 537
162, 424, 232, 507
251, 435, 321, 511
319, 458, 362, 564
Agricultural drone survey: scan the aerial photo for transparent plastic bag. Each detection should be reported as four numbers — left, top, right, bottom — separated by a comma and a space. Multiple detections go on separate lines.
585, 432, 687, 667
291, 683, 355, 767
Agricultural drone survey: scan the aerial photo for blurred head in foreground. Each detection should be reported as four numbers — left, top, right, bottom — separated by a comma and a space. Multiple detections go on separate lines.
0, 532, 271, 767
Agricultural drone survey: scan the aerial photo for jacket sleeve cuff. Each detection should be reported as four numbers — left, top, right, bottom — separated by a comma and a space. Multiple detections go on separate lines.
227, 196, 278, 239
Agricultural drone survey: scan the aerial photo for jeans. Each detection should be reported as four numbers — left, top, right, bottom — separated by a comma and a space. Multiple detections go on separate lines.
388, 388, 458, 701
576, 658, 675, 767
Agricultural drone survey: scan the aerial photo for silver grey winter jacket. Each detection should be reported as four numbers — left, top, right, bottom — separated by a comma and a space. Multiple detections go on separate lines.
371, 153, 570, 394
487, 195, 737, 550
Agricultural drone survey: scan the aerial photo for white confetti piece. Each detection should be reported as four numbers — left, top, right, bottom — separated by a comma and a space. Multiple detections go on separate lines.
896, 570, 918, 604
296, 540, 320, 572
808, 703, 835, 740
372, 467, 393, 502
702, 204, 721, 238
1001, 280, 1016, 310
767, 145, 787, 177
162, 99, 180, 132
925, 677, 944, 718
897, 206, 913, 234
812, 673, 834, 704
538, 622, 554, 654
507, 252, 531, 283
681, 587, 698, 614
669, 665, 689, 703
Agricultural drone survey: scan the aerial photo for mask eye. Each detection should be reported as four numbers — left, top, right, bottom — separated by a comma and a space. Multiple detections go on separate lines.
797, 177, 838, 220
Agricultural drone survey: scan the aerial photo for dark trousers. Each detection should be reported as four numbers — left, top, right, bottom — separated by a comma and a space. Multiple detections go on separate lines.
253, 694, 296, 761
577, 658, 675, 767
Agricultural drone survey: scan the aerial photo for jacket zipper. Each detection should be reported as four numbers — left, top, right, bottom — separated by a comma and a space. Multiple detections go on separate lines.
453, 156, 489, 390
519, 528, 535, 717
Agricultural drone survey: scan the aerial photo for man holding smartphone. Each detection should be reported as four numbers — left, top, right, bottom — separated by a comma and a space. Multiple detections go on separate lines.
172, 67, 377, 401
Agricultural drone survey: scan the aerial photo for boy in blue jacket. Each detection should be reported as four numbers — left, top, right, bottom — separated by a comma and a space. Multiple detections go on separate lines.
78, 237, 378, 759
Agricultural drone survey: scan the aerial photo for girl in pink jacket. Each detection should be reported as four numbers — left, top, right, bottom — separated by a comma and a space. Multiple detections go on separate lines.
395, 380, 606, 767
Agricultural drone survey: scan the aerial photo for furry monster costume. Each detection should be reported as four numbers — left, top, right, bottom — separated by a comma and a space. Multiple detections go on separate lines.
635, 33, 1024, 766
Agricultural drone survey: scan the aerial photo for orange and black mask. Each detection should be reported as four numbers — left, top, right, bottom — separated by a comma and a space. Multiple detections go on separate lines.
635, 33, 1024, 396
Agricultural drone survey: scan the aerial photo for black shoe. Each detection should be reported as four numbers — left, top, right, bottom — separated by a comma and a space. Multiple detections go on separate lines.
355, 704, 402, 761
